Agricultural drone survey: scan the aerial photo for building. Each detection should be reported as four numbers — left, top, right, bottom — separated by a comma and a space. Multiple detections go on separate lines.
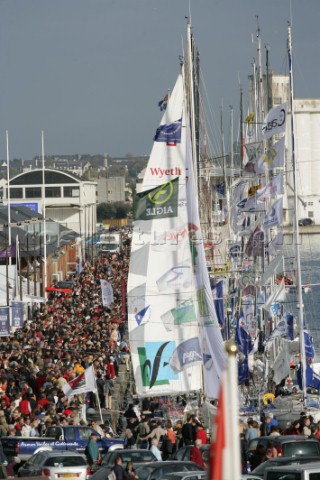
96, 176, 126, 203
5, 169, 97, 235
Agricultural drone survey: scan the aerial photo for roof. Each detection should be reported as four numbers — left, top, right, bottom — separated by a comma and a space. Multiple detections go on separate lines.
10, 168, 96, 186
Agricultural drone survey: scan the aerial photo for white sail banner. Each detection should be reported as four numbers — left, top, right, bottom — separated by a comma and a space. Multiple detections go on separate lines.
261, 254, 283, 286
260, 103, 287, 140
127, 73, 225, 397
272, 344, 290, 384
263, 198, 283, 230
268, 232, 284, 257
100, 280, 114, 307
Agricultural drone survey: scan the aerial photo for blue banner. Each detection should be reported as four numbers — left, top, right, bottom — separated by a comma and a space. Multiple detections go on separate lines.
287, 314, 294, 340
154, 118, 182, 144
0, 307, 10, 336
212, 280, 224, 326
11, 301, 24, 329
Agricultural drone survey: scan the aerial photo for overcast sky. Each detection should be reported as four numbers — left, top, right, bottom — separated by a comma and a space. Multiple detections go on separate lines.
0, 0, 319, 160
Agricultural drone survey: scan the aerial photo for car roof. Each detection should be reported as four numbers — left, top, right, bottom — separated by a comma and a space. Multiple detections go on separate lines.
136, 461, 198, 468
162, 472, 206, 479
39, 450, 84, 457
266, 461, 320, 472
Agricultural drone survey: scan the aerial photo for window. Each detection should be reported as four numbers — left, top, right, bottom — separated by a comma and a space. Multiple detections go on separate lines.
26, 187, 42, 198
45, 187, 61, 198
274, 97, 282, 105
64, 186, 80, 197
9, 188, 23, 199
308, 202, 314, 206
308, 211, 314, 218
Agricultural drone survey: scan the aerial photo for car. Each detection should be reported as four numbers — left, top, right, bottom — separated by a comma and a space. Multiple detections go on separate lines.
298, 218, 313, 226
101, 448, 157, 468
162, 472, 207, 480
173, 445, 210, 464
18, 450, 90, 480
134, 461, 204, 480
264, 461, 320, 479
250, 455, 320, 478
247, 435, 320, 461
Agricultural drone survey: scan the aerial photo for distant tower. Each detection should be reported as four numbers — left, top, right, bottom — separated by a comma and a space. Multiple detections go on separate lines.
104, 153, 109, 169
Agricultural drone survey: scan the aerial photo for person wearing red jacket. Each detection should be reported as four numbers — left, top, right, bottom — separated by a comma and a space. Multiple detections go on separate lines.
190, 439, 205, 469
195, 423, 207, 445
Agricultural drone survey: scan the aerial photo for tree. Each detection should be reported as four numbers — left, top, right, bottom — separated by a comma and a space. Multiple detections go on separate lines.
97, 201, 131, 221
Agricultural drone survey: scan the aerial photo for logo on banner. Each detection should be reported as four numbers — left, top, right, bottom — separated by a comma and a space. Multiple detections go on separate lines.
138, 341, 178, 389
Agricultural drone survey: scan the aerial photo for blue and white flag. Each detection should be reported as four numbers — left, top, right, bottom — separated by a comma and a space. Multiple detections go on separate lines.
297, 363, 320, 391
154, 118, 182, 144
0, 307, 10, 337
235, 311, 253, 356
238, 358, 250, 384
263, 198, 283, 230
304, 330, 315, 359
264, 279, 286, 311
11, 301, 24, 329
212, 281, 224, 326
287, 314, 294, 340
100, 280, 114, 307
168, 337, 203, 373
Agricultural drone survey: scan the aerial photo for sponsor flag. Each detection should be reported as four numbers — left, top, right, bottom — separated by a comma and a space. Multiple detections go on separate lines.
297, 364, 320, 391
244, 136, 285, 174
265, 316, 288, 349
0, 307, 10, 337
235, 311, 253, 356
287, 314, 294, 340
263, 198, 283, 230
154, 118, 182, 144
238, 358, 250, 384
11, 301, 24, 329
261, 103, 287, 140
237, 195, 265, 213
211, 281, 224, 326
62, 366, 97, 398
158, 93, 168, 111
160, 299, 196, 331
100, 280, 114, 307
245, 226, 264, 258
0, 243, 16, 258
134, 178, 179, 221
168, 337, 203, 373
272, 344, 290, 384
264, 279, 286, 311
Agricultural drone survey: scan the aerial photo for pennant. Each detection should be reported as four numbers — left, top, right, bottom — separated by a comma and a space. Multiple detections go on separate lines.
268, 232, 284, 257
100, 280, 114, 307
287, 314, 294, 340
134, 178, 179, 221
135, 305, 151, 326
62, 366, 97, 398
261, 254, 283, 286
235, 311, 253, 356
256, 171, 284, 202
263, 198, 283, 230
154, 118, 182, 144
304, 330, 315, 359
260, 103, 287, 140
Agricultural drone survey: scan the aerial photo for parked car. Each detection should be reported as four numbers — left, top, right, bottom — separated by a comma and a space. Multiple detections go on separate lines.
247, 435, 320, 462
173, 445, 210, 464
135, 461, 204, 480
162, 472, 207, 480
101, 449, 157, 467
299, 218, 313, 226
17, 450, 90, 480
264, 461, 320, 479
250, 456, 320, 478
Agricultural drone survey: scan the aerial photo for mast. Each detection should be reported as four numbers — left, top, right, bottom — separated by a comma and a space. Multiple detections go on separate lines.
288, 23, 307, 405
6, 131, 11, 266
41, 131, 47, 297
187, 21, 198, 195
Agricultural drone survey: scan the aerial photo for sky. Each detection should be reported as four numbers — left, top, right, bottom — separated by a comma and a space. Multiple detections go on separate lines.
0, 0, 319, 160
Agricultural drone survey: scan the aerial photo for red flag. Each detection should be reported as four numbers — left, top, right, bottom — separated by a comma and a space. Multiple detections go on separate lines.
209, 386, 225, 480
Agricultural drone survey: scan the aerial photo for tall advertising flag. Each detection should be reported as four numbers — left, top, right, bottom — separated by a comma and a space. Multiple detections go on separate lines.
260, 103, 287, 140
62, 366, 97, 398
11, 301, 24, 329
0, 307, 10, 336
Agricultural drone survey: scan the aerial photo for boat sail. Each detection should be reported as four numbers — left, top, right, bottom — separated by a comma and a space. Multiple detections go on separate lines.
127, 64, 225, 398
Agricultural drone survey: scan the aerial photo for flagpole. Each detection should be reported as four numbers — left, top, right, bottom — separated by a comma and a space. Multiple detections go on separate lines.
6, 131, 11, 266
93, 368, 104, 425
41, 131, 47, 297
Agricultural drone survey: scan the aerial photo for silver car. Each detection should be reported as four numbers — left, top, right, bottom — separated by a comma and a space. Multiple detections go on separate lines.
18, 450, 90, 480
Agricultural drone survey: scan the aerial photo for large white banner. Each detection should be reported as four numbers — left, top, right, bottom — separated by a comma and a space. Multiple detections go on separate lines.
100, 280, 114, 307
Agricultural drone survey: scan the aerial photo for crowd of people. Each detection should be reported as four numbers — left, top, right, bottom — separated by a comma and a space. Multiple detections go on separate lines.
0, 229, 131, 439
240, 411, 320, 472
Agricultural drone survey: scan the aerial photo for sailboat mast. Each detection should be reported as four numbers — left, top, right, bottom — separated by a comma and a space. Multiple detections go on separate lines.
287, 23, 307, 405
187, 22, 198, 195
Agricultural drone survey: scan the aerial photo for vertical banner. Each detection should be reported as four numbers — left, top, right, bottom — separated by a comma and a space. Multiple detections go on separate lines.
100, 280, 114, 307
11, 301, 24, 329
121, 278, 127, 321
0, 307, 10, 336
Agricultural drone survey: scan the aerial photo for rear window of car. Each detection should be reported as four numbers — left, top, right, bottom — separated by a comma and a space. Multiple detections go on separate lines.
283, 442, 320, 457
45, 456, 86, 467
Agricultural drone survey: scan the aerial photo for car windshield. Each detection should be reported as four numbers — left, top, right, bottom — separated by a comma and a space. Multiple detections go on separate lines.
45, 457, 86, 467
102, 451, 156, 465
135, 466, 153, 480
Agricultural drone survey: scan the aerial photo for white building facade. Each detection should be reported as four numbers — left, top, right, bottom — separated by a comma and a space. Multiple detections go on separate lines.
6, 169, 97, 235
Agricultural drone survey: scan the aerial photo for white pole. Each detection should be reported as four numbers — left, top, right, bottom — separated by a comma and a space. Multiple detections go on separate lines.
41, 131, 47, 296
223, 340, 241, 480
6, 131, 11, 266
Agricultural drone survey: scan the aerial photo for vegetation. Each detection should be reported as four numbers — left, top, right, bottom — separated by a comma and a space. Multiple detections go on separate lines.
97, 201, 131, 221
